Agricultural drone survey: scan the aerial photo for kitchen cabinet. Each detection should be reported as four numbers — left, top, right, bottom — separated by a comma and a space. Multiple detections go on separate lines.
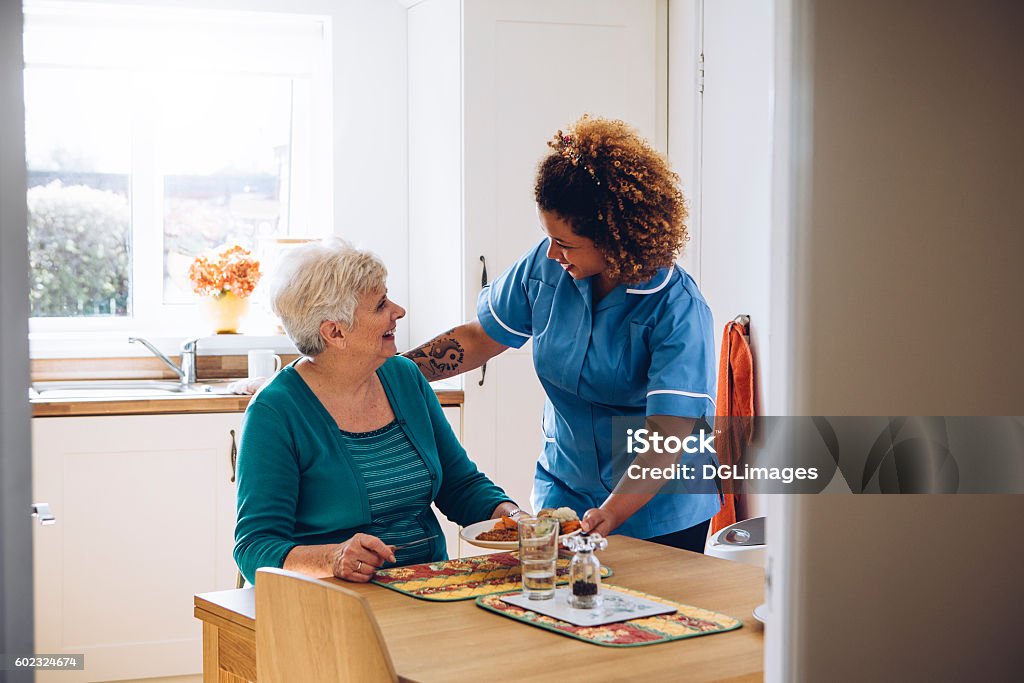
31, 404, 467, 682
435, 405, 464, 558
32, 413, 242, 682
407, 0, 663, 512
436, 404, 509, 558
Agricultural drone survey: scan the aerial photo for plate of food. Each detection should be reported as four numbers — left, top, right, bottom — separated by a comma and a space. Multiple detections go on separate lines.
460, 507, 583, 550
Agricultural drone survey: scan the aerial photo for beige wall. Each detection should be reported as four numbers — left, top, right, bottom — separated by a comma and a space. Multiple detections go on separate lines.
795, 0, 1024, 415
796, 495, 1023, 680
782, 1, 1024, 680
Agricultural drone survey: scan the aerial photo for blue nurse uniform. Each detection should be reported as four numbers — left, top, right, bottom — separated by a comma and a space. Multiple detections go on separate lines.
477, 239, 721, 539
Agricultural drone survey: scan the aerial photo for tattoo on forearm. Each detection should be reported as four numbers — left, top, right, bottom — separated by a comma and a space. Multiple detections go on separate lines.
404, 329, 466, 379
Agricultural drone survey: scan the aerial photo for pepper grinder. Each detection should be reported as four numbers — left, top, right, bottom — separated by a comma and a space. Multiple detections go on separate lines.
562, 532, 608, 608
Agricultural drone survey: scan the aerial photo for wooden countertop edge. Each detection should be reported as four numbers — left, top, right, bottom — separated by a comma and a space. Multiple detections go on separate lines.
32, 390, 464, 417
196, 588, 256, 629
194, 605, 252, 635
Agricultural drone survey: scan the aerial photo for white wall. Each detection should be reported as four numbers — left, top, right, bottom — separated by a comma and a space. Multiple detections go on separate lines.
771, 1, 1024, 680
669, 0, 774, 416
669, 1, 775, 522
325, 1, 409, 348
696, 0, 774, 415
406, 0, 462, 350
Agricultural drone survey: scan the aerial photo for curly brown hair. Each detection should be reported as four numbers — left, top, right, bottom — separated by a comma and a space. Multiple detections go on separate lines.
534, 114, 688, 283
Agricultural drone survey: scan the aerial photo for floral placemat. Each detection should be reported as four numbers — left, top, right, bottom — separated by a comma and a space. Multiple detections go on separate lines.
371, 552, 611, 602
475, 584, 742, 647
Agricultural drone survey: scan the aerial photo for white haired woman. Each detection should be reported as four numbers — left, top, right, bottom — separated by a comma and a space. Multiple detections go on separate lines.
233, 239, 521, 583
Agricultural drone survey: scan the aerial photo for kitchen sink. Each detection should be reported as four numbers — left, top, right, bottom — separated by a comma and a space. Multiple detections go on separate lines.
30, 380, 228, 400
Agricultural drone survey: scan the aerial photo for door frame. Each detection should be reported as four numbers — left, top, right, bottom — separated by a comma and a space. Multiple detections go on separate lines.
666, 0, 703, 284
1, 1, 34, 679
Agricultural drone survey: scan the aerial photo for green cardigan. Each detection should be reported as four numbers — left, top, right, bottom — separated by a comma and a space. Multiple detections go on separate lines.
233, 356, 510, 583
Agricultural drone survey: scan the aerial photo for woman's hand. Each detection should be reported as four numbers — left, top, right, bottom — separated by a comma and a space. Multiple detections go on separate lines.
490, 501, 523, 520
330, 533, 396, 583
581, 507, 620, 536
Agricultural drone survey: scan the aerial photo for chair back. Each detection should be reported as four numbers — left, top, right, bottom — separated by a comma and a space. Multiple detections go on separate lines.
255, 568, 398, 683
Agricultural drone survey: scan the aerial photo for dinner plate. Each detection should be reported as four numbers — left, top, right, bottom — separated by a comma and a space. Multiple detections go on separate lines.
459, 519, 582, 550
752, 603, 768, 624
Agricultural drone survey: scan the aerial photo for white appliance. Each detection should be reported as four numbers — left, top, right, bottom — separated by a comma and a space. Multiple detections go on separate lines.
705, 516, 766, 568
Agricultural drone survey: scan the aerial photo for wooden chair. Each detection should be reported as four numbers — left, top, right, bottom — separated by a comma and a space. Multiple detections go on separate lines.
255, 568, 398, 683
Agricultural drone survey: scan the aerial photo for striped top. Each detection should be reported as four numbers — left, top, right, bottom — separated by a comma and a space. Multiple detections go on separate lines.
339, 420, 434, 566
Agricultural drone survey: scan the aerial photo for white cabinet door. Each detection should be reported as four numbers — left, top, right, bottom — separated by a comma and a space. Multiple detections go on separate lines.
32, 413, 242, 683
432, 404, 509, 559
433, 406, 464, 558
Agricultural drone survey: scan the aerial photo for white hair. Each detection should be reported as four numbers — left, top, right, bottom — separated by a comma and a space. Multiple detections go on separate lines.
266, 238, 388, 356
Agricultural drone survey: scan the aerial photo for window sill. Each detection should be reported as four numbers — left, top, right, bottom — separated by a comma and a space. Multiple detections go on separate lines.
29, 331, 298, 360
28, 331, 463, 391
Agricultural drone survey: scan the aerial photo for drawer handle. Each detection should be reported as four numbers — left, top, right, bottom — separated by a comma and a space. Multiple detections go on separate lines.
229, 429, 238, 483
31, 502, 56, 525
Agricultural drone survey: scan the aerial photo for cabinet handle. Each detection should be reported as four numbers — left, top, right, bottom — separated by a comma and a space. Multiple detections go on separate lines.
478, 255, 489, 387
229, 429, 238, 483
31, 502, 56, 525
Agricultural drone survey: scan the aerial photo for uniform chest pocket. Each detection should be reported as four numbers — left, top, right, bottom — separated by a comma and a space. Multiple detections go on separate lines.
615, 322, 652, 402
527, 279, 556, 340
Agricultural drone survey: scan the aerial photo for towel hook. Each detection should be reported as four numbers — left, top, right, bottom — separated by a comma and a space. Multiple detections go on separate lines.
732, 314, 751, 342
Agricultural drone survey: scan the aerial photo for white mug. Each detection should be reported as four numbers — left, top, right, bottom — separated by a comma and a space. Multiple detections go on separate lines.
247, 349, 282, 378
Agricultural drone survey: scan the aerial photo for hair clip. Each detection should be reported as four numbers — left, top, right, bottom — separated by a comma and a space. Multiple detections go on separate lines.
557, 131, 581, 165
555, 131, 600, 185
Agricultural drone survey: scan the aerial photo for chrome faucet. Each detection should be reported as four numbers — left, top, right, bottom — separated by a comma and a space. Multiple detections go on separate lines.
129, 336, 201, 386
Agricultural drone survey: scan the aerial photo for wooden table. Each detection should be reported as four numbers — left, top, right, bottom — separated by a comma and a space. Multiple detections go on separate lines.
194, 536, 764, 682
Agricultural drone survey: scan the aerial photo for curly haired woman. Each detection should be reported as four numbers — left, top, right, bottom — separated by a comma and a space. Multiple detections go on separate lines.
406, 115, 719, 552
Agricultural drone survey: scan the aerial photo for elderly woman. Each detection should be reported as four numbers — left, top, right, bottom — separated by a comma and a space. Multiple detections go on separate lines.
234, 239, 520, 584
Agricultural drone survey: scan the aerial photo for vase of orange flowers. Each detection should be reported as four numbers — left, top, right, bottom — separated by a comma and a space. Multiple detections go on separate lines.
188, 245, 262, 334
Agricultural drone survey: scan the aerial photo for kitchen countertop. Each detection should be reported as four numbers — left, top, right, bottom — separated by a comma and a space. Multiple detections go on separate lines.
31, 386, 465, 418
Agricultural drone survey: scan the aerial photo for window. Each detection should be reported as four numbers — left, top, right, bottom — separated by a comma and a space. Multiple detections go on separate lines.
24, 2, 331, 336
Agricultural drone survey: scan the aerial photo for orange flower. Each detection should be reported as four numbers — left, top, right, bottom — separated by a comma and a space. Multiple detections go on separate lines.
188, 245, 261, 298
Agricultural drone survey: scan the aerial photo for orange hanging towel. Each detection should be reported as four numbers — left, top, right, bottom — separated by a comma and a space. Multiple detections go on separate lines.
710, 320, 755, 534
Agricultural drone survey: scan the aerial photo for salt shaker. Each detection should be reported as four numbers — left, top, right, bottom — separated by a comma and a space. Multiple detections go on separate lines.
562, 532, 608, 608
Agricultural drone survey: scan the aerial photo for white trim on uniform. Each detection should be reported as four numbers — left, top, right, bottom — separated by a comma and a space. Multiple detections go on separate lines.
487, 290, 530, 338
647, 388, 716, 407
626, 267, 674, 295
542, 435, 556, 443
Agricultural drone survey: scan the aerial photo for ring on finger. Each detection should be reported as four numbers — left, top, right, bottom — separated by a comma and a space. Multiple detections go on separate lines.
355, 560, 363, 572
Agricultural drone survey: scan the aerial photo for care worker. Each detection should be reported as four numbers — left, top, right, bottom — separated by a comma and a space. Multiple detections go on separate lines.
406, 115, 719, 552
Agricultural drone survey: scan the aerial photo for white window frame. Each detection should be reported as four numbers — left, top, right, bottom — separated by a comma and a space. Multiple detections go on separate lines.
24, 1, 332, 356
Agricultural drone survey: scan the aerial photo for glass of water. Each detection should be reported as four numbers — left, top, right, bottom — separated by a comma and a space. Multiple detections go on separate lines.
518, 516, 558, 600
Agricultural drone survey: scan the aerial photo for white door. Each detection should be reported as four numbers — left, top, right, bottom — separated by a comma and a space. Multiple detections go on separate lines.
461, 0, 663, 512
32, 413, 242, 682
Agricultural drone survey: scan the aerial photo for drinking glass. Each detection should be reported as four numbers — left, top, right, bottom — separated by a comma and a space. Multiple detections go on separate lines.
518, 516, 558, 600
